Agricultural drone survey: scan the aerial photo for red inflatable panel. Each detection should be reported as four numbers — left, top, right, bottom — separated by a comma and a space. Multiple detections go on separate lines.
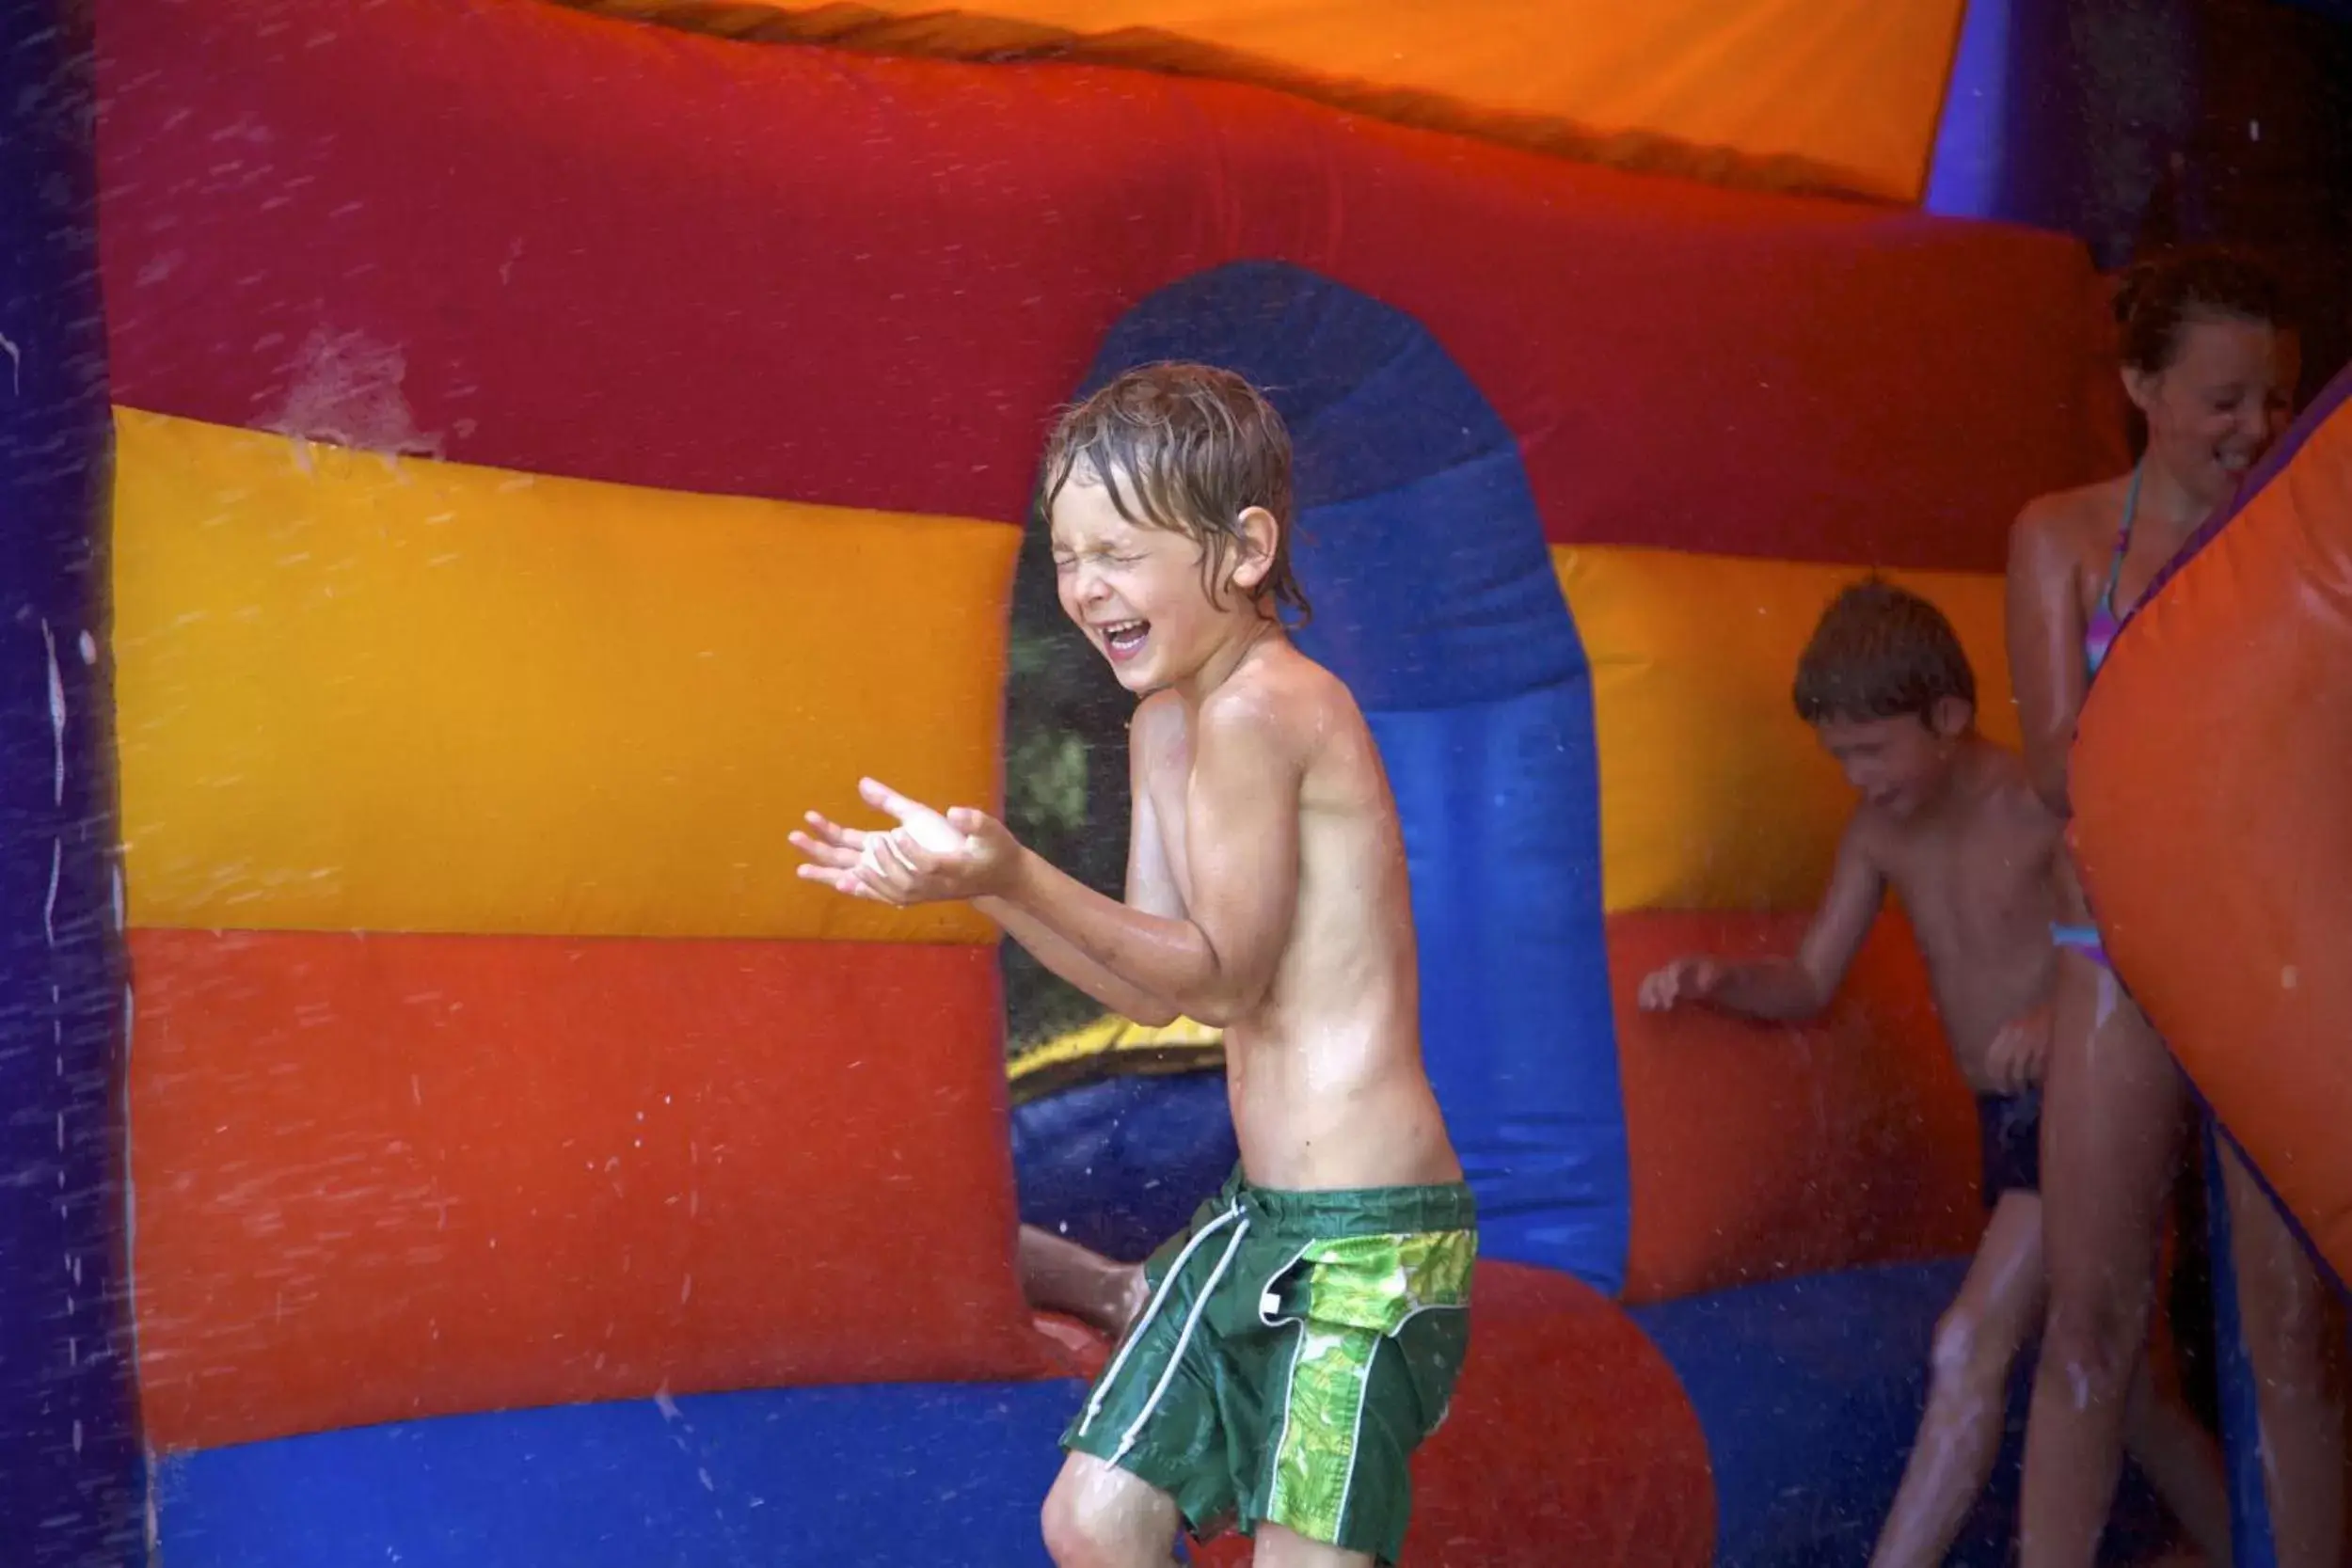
2073, 383, 2352, 1282
129, 929, 1049, 1452
96, 0, 2117, 570
1609, 911, 1984, 1306
1174, 1261, 1711, 1568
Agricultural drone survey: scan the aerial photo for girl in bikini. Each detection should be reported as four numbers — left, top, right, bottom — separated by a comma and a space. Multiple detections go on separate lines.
2008, 249, 2342, 1568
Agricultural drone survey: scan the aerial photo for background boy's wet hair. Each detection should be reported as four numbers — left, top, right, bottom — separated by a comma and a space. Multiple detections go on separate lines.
1040, 361, 1312, 626
1792, 579, 1977, 726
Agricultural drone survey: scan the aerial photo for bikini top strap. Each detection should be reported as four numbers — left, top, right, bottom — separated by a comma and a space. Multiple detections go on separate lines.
2098, 465, 2141, 615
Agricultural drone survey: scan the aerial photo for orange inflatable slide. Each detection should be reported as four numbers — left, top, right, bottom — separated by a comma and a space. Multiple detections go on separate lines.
2074, 360, 2352, 1287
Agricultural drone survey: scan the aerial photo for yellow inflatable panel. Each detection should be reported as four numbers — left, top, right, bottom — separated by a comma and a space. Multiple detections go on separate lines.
1555, 546, 2018, 914
1006, 1012, 1225, 1105
115, 410, 1015, 942
559, 0, 1965, 203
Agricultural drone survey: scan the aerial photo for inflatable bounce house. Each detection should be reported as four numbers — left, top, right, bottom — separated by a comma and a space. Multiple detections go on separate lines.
2, 0, 2342, 1563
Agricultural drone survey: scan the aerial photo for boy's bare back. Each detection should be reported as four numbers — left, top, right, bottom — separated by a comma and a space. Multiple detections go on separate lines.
1129, 638, 1458, 1193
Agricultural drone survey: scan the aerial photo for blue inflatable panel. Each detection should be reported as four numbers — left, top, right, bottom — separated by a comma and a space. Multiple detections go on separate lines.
1082, 261, 1581, 713
155, 1379, 1088, 1568
1924, 0, 2200, 262
1087, 261, 1504, 511
1292, 450, 1581, 712
0, 2, 145, 1560
2203, 1119, 2282, 1568
1922, 0, 2012, 219
1367, 687, 1625, 1289
1073, 261, 1629, 1290
1633, 1260, 2170, 1568
1013, 1069, 1238, 1260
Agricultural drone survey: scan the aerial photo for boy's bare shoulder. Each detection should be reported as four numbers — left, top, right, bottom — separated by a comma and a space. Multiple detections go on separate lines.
1840, 795, 1900, 863
1199, 641, 1356, 754
1131, 688, 1186, 745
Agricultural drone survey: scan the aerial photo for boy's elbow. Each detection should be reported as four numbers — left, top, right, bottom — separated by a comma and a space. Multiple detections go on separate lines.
1175, 974, 1269, 1031
1778, 966, 1837, 1022
1157, 932, 1272, 1029
1176, 992, 1246, 1030
1124, 999, 1184, 1029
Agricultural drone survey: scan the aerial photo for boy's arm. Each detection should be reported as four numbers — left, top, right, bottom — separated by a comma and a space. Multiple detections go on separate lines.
971, 705, 1191, 1027
977, 896, 1187, 1028
1693, 818, 1886, 1022
794, 784, 1184, 1024
991, 693, 1297, 1029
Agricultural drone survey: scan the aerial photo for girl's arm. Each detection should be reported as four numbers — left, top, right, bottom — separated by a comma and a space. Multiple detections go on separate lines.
2006, 501, 2090, 817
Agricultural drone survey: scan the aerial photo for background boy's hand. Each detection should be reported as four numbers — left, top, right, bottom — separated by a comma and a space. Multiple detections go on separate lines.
1984, 1004, 2052, 1094
1639, 956, 1724, 1012
790, 777, 1021, 906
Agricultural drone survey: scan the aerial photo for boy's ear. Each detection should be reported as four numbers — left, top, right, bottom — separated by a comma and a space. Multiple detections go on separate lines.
1229, 506, 1279, 593
1929, 694, 1974, 739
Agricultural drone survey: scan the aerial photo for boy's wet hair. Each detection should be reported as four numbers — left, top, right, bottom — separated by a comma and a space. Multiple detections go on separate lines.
1040, 362, 1311, 626
2115, 246, 2283, 375
1792, 578, 1976, 727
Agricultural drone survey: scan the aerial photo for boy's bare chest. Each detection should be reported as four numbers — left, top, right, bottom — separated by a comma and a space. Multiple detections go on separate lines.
1882, 811, 2050, 958
1141, 741, 1199, 897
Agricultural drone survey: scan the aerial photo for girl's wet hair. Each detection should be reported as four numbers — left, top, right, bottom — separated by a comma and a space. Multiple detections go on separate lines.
1040, 362, 1311, 627
1792, 578, 1976, 727
2114, 247, 2283, 375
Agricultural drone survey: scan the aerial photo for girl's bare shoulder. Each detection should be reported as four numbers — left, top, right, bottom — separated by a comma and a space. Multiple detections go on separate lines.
2013, 473, 2129, 552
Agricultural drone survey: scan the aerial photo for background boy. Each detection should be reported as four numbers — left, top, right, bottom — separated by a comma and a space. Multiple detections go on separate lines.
1639, 581, 2229, 1568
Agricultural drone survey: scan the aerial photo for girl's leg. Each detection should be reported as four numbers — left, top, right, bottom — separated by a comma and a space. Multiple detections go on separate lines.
2217, 1146, 2345, 1568
1870, 1191, 2047, 1568
2019, 953, 2191, 1568
2119, 1364, 2233, 1565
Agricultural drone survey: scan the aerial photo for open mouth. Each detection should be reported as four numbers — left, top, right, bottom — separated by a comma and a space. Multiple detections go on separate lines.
1099, 619, 1149, 661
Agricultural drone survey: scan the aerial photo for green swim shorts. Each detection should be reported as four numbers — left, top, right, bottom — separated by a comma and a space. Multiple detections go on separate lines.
1060, 1167, 1477, 1565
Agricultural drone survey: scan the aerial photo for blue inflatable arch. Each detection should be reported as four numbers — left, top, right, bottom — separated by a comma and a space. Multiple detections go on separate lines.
1021, 261, 1629, 1289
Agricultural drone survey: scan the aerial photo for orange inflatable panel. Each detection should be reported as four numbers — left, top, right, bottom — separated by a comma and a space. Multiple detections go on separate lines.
1609, 911, 1984, 1306
2073, 376, 2352, 1283
129, 930, 1050, 1452
553, 0, 1965, 203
